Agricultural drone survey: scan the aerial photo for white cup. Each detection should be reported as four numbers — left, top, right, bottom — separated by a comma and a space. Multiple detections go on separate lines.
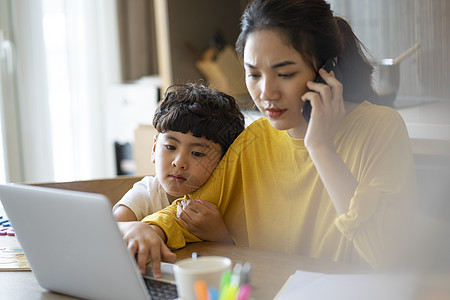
173, 256, 232, 300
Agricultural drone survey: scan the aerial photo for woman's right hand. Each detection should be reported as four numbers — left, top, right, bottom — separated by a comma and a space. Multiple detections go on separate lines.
301, 68, 345, 152
300, 68, 357, 215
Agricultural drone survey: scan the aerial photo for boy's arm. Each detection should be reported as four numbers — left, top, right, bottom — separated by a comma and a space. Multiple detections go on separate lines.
131, 201, 202, 277
113, 205, 138, 222
142, 198, 203, 249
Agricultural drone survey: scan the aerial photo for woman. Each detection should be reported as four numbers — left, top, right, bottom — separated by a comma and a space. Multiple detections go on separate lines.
123, 0, 417, 277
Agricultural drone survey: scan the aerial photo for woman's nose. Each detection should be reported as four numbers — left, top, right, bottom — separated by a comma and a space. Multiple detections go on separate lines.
260, 78, 280, 101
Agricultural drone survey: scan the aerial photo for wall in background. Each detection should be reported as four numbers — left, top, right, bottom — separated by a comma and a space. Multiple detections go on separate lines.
155, 0, 243, 92
117, 0, 158, 81
117, 0, 246, 95
117, 1, 449, 103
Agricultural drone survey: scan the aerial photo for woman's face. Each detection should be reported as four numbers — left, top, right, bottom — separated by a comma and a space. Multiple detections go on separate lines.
243, 29, 316, 138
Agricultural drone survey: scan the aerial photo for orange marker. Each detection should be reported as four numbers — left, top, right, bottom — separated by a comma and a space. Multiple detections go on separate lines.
194, 280, 209, 300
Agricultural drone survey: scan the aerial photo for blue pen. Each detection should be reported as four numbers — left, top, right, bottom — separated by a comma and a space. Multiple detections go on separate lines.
209, 287, 218, 300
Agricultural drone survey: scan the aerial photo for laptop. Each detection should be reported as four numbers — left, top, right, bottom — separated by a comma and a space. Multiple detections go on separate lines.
0, 183, 178, 300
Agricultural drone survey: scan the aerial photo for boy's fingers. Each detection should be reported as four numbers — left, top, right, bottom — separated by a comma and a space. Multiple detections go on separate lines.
149, 248, 162, 278
136, 245, 149, 275
161, 246, 176, 263
127, 239, 138, 256
150, 243, 175, 278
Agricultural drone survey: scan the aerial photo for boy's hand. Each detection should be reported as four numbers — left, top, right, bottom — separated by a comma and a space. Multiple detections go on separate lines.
117, 221, 176, 277
176, 200, 233, 243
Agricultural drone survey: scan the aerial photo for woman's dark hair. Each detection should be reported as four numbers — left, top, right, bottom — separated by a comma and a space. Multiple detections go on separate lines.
235, 0, 378, 103
153, 82, 245, 156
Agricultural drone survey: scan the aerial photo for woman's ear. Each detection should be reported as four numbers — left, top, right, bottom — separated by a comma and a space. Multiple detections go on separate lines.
151, 134, 158, 164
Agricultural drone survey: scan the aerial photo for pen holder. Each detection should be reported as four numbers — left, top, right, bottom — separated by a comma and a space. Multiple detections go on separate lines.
174, 256, 231, 300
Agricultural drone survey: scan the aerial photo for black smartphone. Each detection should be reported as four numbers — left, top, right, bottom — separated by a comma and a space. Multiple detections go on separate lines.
301, 58, 341, 122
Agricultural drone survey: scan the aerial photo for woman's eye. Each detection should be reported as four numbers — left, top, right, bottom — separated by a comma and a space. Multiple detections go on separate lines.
246, 72, 260, 79
279, 72, 295, 78
164, 145, 176, 150
192, 151, 205, 157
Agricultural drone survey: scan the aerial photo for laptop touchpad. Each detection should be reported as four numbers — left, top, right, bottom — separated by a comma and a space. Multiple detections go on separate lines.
144, 262, 175, 283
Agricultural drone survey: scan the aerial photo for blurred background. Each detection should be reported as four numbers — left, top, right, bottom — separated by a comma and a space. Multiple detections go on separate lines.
0, 0, 449, 285
0, 0, 448, 189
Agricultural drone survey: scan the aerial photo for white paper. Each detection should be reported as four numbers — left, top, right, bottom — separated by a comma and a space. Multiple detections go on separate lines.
275, 270, 418, 300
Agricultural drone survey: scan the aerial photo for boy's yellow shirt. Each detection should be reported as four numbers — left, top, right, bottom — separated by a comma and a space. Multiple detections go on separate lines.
143, 101, 417, 267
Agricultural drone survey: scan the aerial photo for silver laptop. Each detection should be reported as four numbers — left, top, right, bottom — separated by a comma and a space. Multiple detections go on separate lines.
0, 183, 178, 300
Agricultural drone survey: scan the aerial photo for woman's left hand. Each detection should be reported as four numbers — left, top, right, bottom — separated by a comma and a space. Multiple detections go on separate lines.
301, 68, 345, 152
177, 199, 233, 243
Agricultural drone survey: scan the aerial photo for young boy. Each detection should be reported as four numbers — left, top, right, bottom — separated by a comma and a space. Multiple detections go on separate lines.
113, 82, 245, 242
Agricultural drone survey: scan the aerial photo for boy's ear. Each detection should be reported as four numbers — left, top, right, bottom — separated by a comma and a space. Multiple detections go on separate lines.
151, 134, 158, 164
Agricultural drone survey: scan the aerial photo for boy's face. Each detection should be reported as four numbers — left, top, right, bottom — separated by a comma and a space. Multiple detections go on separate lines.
152, 131, 222, 200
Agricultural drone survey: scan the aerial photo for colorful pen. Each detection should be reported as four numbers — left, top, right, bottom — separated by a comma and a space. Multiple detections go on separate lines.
194, 280, 209, 300
219, 271, 231, 300
236, 284, 251, 300
209, 287, 218, 300
240, 262, 251, 285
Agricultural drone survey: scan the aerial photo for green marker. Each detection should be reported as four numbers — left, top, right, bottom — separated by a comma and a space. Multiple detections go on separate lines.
219, 270, 231, 300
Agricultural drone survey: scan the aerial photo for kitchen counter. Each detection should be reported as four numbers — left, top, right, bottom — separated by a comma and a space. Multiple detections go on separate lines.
395, 99, 450, 156
394, 99, 450, 219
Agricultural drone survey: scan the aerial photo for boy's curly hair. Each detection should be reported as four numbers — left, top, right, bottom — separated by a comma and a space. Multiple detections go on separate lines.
153, 82, 245, 156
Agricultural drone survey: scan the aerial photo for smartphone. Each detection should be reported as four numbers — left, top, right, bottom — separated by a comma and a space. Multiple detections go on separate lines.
301, 58, 341, 122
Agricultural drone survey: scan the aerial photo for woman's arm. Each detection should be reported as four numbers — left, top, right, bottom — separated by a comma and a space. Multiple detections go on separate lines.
308, 146, 358, 215
302, 69, 417, 267
301, 68, 357, 215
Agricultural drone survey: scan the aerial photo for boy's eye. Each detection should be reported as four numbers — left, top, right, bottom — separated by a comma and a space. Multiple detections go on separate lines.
192, 151, 205, 157
164, 145, 176, 150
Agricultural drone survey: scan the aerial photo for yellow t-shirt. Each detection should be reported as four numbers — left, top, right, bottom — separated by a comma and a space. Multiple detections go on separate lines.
143, 101, 417, 267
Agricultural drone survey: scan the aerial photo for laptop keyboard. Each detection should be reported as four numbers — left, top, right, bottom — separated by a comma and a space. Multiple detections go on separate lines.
144, 277, 178, 300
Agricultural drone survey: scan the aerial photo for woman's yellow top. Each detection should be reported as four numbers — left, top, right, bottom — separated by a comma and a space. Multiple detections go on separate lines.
143, 101, 417, 267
